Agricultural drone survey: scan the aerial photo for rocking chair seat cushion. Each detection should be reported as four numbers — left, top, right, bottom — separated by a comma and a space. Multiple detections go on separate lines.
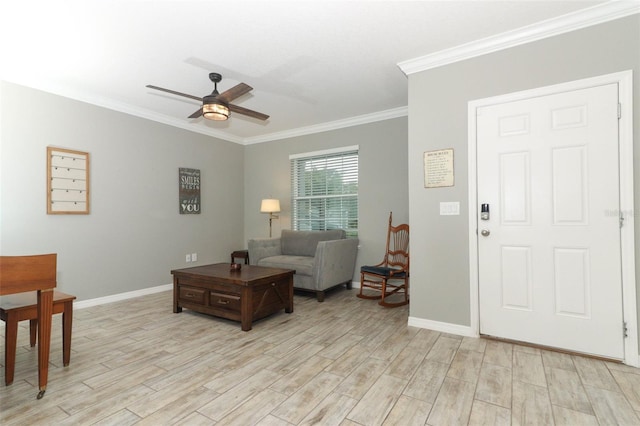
360, 265, 406, 278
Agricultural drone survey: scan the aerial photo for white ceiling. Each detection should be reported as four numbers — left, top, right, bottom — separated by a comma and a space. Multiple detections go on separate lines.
2, 0, 630, 144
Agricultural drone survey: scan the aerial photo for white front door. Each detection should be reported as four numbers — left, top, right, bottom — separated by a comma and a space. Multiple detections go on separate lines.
477, 83, 624, 359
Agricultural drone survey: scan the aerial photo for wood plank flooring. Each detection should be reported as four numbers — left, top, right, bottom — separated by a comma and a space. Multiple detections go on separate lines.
1, 289, 639, 425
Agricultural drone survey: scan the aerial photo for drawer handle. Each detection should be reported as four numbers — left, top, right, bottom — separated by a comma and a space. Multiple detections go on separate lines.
217, 299, 230, 305
186, 292, 195, 298
271, 282, 275, 286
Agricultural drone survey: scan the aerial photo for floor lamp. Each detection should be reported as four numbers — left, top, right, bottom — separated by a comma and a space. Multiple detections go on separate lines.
260, 199, 280, 238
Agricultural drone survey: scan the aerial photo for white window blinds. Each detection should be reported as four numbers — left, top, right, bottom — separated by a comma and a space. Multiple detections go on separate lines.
290, 146, 359, 237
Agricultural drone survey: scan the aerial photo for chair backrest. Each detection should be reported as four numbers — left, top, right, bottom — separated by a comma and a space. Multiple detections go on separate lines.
382, 213, 409, 270
0, 254, 57, 295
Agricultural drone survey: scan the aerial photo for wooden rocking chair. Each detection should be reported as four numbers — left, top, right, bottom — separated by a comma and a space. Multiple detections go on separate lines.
357, 212, 409, 307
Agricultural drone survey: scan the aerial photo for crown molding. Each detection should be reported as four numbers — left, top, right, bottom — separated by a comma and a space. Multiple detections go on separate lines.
242, 106, 408, 145
2, 77, 405, 145
398, 1, 640, 75
0, 77, 244, 144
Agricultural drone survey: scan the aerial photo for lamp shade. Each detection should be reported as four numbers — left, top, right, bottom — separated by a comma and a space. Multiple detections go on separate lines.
202, 95, 229, 121
260, 199, 280, 213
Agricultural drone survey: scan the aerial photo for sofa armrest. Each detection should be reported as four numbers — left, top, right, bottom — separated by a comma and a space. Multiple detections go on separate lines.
248, 238, 282, 265
312, 238, 359, 290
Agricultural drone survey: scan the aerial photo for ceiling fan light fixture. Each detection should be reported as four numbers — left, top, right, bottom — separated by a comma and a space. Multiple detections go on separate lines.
147, 72, 268, 121
202, 96, 229, 121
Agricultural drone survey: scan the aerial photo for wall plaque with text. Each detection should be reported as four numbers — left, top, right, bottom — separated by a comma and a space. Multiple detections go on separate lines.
424, 148, 454, 188
179, 168, 201, 214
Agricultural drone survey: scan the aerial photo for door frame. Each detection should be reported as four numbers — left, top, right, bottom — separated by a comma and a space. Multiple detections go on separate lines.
467, 70, 638, 366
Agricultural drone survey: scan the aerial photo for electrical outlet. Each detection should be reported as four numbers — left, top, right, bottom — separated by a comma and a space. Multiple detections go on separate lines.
185, 254, 191, 262
191, 253, 197, 262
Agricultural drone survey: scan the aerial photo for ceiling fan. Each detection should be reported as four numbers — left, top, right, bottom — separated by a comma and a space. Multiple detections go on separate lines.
146, 72, 269, 122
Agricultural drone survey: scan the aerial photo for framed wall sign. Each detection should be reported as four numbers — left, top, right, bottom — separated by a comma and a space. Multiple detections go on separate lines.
47, 147, 90, 214
424, 148, 454, 188
179, 168, 201, 214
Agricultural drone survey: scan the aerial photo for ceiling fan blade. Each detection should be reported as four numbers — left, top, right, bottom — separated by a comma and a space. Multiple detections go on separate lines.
229, 103, 269, 121
217, 83, 253, 103
146, 85, 202, 102
188, 108, 203, 119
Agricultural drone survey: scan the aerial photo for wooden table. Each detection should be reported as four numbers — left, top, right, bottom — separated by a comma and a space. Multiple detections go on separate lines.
171, 263, 295, 331
0, 254, 56, 399
0, 291, 76, 386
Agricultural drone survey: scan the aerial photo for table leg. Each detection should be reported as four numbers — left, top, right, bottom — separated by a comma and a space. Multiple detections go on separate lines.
62, 300, 73, 366
5, 313, 18, 386
36, 289, 53, 399
173, 276, 182, 313
241, 288, 252, 331
29, 319, 37, 347
285, 276, 294, 313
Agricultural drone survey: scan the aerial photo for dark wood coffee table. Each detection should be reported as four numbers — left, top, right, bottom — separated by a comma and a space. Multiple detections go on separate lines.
171, 263, 295, 331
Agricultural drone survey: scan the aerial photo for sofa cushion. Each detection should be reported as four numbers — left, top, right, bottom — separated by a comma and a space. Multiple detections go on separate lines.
280, 229, 346, 257
258, 255, 314, 276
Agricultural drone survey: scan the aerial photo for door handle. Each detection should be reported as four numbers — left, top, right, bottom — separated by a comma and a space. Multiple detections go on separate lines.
481, 229, 490, 237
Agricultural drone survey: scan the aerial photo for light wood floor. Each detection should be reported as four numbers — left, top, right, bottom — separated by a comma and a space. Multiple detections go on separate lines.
1, 289, 639, 425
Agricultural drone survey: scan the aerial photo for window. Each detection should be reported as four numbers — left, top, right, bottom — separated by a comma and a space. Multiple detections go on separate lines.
290, 146, 358, 237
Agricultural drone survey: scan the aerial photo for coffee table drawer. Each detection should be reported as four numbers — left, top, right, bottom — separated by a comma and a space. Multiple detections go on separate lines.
210, 291, 241, 311
179, 286, 206, 305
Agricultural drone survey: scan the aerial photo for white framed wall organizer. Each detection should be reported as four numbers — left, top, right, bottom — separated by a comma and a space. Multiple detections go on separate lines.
47, 146, 90, 214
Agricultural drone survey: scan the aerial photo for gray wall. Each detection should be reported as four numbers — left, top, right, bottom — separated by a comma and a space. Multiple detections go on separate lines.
407, 16, 640, 347
1, 82, 245, 300
243, 118, 409, 281
0, 82, 407, 300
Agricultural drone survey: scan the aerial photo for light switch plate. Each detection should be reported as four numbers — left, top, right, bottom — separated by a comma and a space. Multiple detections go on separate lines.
440, 201, 460, 216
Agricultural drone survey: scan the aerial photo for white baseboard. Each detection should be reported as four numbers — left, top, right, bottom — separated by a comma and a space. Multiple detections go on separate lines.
408, 316, 477, 338
74, 283, 172, 309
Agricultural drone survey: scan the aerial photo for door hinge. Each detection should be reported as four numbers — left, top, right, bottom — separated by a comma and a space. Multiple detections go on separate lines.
618, 103, 622, 119
623, 321, 628, 338
620, 212, 625, 228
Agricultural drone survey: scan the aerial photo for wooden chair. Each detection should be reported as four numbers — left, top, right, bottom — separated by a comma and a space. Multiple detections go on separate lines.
0, 254, 57, 399
357, 213, 409, 307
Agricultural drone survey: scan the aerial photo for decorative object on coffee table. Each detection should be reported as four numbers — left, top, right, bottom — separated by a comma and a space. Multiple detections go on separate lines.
171, 263, 294, 331
230, 249, 249, 265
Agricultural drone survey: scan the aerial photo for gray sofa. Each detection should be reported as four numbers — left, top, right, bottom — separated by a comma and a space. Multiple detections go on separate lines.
248, 229, 359, 302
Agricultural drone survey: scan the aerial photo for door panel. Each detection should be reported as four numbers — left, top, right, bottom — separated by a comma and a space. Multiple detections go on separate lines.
552, 146, 587, 224
500, 152, 530, 224
553, 248, 590, 318
501, 246, 533, 310
477, 83, 623, 359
